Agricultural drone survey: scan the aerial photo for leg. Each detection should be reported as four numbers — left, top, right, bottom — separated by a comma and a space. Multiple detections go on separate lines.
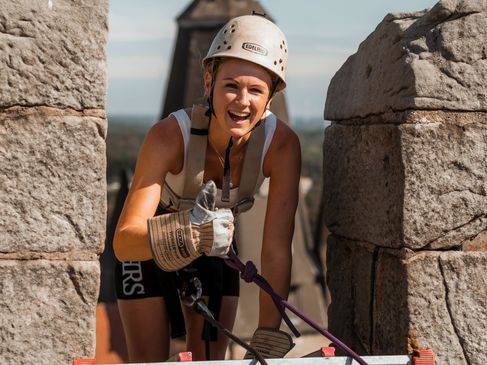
118, 297, 170, 362
182, 295, 239, 360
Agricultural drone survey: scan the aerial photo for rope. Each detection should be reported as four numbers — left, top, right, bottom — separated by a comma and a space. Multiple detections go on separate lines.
225, 250, 369, 365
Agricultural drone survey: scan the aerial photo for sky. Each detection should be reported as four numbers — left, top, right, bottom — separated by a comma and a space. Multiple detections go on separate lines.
107, 0, 438, 122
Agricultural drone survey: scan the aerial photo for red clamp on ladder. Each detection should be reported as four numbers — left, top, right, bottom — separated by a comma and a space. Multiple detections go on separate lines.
166, 351, 193, 362
412, 349, 435, 365
73, 359, 96, 365
321, 346, 336, 357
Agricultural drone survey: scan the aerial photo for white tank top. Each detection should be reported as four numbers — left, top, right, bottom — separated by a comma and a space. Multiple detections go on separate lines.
163, 109, 277, 209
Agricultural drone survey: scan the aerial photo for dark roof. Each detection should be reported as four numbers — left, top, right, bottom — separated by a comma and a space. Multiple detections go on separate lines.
177, 0, 272, 28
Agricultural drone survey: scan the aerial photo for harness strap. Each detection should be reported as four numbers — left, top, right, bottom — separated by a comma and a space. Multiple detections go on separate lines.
182, 105, 209, 201
234, 120, 266, 213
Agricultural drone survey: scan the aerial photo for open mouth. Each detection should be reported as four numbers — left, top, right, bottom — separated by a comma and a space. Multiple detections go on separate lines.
228, 111, 251, 122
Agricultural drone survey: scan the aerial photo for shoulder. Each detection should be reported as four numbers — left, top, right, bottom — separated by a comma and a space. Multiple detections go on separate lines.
263, 118, 301, 176
138, 114, 184, 173
145, 113, 185, 147
268, 118, 300, 155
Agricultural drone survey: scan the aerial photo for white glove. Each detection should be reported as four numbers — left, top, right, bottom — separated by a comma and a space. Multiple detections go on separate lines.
244, 327, 294, 359
147, 181, 234, 271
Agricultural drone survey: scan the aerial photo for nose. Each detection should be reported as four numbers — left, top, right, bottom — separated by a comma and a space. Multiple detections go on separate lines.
236, 88, 250, 106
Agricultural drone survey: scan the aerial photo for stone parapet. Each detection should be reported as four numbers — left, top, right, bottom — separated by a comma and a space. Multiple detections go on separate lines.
324, 1, 487, 120
0, 0, 108, 110
0, 1, 108, 363
323, 110, 487, 250
327, 236, 487, 365
0, 260, 100, 365
323, 0, 487, 363
0, 107, 106, 256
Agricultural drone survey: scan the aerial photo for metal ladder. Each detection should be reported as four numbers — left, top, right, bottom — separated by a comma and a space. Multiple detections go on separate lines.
74, 348, 435, 365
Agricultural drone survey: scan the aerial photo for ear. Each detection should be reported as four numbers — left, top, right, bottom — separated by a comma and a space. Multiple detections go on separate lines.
204, 71, 212, 97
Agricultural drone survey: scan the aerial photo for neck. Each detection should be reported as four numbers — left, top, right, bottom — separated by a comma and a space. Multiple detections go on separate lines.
208, 124, 249, 157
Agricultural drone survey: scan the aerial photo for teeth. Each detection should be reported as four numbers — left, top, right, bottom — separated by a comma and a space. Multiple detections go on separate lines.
230, 111, 250, 117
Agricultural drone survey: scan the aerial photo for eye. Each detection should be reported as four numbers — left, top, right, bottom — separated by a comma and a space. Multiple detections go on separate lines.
250, 87, 265, 95
225, 82, 238, 90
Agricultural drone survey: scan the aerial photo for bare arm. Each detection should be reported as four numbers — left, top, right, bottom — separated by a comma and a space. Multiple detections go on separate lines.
113, 116, 183, 261
258, 120, 301, 328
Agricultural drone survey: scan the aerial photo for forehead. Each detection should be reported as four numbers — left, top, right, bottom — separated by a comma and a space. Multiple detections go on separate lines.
216, 58, 272, 85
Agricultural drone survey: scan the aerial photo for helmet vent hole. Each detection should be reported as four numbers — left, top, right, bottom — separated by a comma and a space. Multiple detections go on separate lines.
281, 66, 284, 71
274, 61, 277, 65
231, 29, 235, 33
224, 41, 227, 45
280, 44, 283, 49
279, 59, 282, 64
227, 45, 232, 50
217, 45, 221, 50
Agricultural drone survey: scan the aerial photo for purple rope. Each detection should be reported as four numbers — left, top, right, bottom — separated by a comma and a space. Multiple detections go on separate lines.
225, 251, 369, 365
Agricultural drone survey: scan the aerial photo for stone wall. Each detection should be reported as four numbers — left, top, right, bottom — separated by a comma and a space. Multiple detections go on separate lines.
323, 1, 487, 364
0, 1, 108, 364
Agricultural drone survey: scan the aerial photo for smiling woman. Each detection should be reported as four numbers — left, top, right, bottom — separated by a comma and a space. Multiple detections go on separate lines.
112, 13, 301, 363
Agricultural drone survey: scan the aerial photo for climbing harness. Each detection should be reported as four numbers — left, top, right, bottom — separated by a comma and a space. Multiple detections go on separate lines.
179, 277, 269, 365
160, 105, 266, 215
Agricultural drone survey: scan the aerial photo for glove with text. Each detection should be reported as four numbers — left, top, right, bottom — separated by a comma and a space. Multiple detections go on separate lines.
244, 327, 295, 359
147, 180, 234, 271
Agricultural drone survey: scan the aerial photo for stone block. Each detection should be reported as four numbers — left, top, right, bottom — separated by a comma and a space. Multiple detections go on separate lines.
324, 0, 487, 120
401, 112, 487, 250
0, 109, 106, 255
323, 111, 487, 250
327, 238, 487, 364
326, 236, 380, 355
0, 0, 108, 110
323, 122, 404, 248
0, 260, 100, 365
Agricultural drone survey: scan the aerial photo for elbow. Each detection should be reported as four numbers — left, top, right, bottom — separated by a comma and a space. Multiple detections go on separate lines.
113, 227, 129, 262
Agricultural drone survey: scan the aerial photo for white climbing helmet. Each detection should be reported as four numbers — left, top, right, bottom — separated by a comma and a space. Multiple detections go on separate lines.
203, 14, 288, 91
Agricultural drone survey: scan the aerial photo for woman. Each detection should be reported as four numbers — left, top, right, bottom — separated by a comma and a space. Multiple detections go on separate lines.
113, 14, 301, 362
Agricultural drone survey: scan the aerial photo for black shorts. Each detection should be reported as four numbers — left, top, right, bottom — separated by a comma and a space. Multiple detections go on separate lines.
115, 255, 240, 339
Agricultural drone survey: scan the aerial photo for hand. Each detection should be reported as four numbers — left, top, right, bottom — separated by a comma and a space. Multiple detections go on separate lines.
189, 180, 234, 257
147, 181, 234, 271
244, 327, 294, 359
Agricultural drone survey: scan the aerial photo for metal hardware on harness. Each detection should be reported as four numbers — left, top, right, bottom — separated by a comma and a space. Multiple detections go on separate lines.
179, 277, 203, 307
179, 277, 269, 365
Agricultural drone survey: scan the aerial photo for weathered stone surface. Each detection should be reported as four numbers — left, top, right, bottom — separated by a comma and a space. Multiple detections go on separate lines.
323, 123, 404, 248
437, 253, 487, 364
0, 109, 106, 255
402, 112, 487, 250
0, 0, 108, 110
404, 251, 487, 365
324, 0, 487, 120
323, 111, 487, 249
0, 260, 100, 365
327, 238, 487, 364
326, 236, 382, 355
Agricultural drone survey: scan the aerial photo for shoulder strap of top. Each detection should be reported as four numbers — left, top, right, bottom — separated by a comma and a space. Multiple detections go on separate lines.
180, 105, 208, 208
237, 120, 266, 205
